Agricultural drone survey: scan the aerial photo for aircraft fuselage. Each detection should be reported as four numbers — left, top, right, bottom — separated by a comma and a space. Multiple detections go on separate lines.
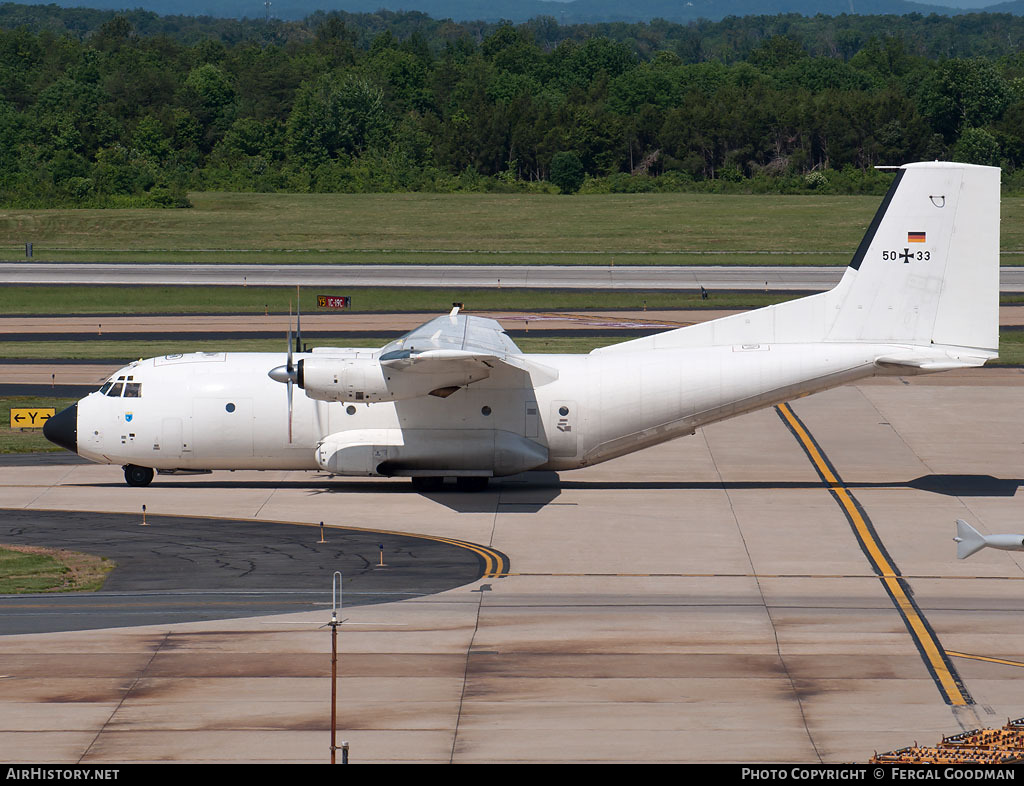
71, 341, 904, 479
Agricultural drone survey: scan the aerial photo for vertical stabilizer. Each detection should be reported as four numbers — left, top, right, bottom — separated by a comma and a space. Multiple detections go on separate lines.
826, 162, 999, 351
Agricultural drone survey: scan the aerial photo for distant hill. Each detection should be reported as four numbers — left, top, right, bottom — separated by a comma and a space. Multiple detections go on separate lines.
977, 0, 1024, 10
22, 0, 1009, 22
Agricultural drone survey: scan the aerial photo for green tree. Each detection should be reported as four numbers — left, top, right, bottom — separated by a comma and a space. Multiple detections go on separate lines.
181, 62, 236, 152
550, 151, 584, 194
286, 72, 390, 167
953, 127, 1001, 167
918, 59, 1010, 140
747, 35, 806, 71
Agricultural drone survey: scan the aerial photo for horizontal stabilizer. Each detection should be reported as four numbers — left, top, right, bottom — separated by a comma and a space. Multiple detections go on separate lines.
955, 519, 987, 560
874, 350, 995, 372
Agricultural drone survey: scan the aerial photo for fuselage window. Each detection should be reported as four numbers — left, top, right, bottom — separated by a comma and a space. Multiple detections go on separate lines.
108, 382, 123, 397
124, 382, 142, 397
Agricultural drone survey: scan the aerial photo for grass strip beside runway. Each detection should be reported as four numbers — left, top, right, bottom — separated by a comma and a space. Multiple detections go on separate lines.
3, 193, 1024, 263
0, 543, 114, 593
0, 285, 798, 315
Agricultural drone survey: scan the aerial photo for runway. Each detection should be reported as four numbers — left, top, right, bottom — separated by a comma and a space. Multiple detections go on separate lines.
2, 262, 846, 290
1, 370, 1023, 762
4, 262, 1024, 291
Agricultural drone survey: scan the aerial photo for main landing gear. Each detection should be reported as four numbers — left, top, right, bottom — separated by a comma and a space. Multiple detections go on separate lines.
123, 464, 155, 487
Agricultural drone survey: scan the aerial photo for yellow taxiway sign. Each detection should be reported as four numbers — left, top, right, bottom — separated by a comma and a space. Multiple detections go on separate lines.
10, 408, 55, 428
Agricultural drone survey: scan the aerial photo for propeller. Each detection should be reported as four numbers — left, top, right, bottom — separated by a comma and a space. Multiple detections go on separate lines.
268, 306, 299, 443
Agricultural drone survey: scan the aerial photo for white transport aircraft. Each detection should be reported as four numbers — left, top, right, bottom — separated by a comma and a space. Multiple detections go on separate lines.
44, 162, 1000, 491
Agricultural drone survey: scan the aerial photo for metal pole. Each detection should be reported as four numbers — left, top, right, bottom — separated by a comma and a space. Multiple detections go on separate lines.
330, 571, 342, 763
331, 617, 337, 764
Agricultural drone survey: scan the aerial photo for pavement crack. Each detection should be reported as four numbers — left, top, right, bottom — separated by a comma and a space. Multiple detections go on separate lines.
701, 425, 824, 764
449, 584, 486, 764
78, 630, 172, 764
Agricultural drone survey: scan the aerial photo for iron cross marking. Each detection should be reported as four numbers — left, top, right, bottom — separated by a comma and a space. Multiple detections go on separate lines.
899, 248, 912, 264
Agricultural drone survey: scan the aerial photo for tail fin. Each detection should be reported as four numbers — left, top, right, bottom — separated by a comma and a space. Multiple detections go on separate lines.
955, 519, 987, 560
826, 162, 999, 351
596, 162, 999, 355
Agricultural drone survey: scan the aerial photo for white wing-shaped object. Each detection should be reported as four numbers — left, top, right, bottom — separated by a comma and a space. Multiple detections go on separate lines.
380, 308, 517, 357
379, 309, 558, 385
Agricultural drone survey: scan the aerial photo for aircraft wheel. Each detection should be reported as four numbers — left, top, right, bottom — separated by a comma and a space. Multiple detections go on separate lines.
124, 464, 155, 487
411, 476, 443, 492
455, 476, 489, 492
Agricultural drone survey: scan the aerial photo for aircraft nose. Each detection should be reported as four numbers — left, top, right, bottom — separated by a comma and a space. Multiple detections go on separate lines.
43, 403, 77, 454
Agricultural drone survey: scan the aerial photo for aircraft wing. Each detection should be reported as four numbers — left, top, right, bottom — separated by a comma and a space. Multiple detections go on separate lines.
288, 309, 557, 404
380, 310, 521, 357
379, 310, 558, 384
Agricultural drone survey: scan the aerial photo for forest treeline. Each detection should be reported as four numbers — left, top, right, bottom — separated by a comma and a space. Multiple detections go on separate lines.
3, 4, 1024, 206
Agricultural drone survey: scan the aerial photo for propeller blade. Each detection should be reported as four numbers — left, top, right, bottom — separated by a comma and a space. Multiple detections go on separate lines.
287, 305, 294, 443
287, 373, 293, 444
287, 304, 294, 374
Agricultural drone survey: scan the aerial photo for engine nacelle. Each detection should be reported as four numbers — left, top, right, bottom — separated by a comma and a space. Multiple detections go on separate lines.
297, 355, 490, 403
298, 355, 386, 402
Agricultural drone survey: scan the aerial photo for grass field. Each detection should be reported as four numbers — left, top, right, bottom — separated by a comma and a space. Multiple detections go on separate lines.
4, 191, 1022, 265
0, 285, 799, 315
0, 544, 113, 593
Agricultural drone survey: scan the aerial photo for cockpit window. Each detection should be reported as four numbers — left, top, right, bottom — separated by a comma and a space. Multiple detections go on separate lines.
99, 373, 141, 396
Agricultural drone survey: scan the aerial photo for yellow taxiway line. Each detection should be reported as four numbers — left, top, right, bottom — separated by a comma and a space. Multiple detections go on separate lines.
776, 401, 972, 706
